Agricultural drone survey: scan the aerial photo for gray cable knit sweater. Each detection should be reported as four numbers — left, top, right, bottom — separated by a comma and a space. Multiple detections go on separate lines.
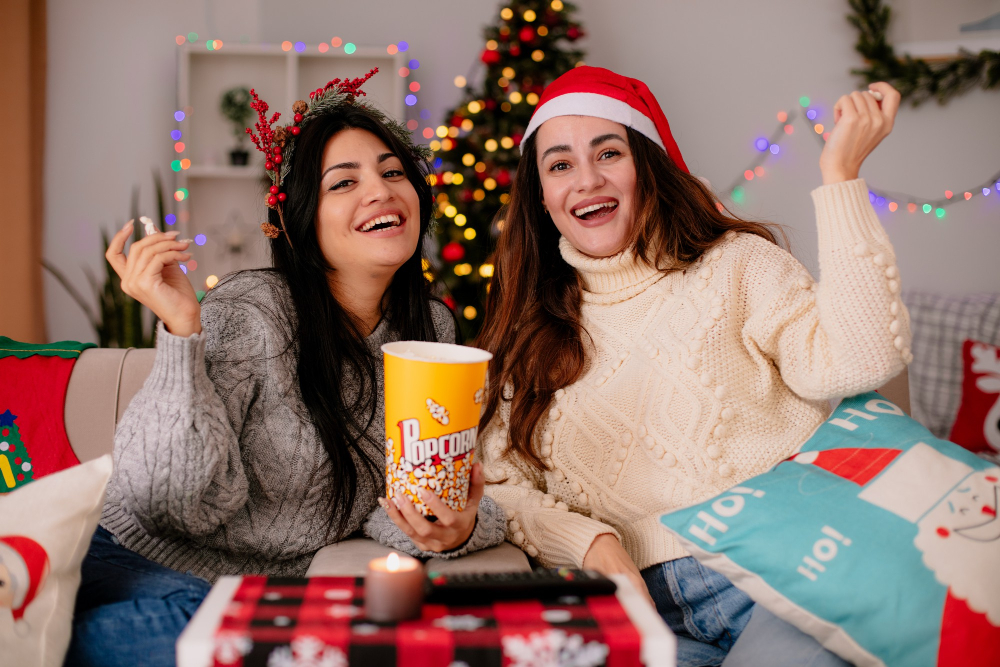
100, 270, 505, 582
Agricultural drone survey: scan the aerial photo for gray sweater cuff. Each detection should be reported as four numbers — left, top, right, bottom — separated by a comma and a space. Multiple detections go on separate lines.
145, 321, 211, 398
363, 495, 507, 559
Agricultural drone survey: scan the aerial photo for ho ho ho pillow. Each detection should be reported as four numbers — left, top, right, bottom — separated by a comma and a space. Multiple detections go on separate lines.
659, 391, 999, 667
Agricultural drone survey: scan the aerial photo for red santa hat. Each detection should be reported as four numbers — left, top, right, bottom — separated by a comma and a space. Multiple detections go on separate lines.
520, 66, 690, 174
0, 535, 50, 622
792, 443, 975, 523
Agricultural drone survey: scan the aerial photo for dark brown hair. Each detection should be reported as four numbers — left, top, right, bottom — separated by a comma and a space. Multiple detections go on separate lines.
477, 127, 783, 471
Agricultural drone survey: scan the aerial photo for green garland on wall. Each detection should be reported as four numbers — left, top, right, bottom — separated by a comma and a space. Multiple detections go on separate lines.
848, 0, 1000, 105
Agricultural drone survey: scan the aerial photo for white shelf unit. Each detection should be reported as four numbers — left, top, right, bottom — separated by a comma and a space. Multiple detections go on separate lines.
175, 43, 405, 283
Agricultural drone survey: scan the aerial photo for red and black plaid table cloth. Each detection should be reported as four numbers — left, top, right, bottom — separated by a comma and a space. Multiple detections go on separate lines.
178, 575, 675, 667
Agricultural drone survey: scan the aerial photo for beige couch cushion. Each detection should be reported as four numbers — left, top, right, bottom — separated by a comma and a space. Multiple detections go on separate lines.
63, 348, 155, 463
306, 539, 530, 576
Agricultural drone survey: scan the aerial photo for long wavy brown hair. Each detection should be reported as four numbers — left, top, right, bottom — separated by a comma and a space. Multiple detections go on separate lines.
477, 127, 784, 472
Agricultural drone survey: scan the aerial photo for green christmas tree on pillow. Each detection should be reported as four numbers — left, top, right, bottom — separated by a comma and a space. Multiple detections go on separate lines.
0, 410, 34, 492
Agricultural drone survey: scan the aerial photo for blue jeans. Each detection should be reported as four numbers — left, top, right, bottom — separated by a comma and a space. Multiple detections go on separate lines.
641, 557, 851, 667
65, 526, 211, 667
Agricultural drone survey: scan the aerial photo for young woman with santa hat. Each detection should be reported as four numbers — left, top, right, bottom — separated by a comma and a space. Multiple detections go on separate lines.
477, 66, 908, 666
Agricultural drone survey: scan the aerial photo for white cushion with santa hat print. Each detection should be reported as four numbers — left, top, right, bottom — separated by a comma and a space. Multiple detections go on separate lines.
659, 392, 999, 667
0, 455, 111, 667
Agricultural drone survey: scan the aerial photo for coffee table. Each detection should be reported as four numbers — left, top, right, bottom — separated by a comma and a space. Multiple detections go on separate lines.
177, 573, 675, 666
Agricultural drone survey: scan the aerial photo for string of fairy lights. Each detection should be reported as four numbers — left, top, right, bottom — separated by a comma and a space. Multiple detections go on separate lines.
166, 32, 998, 295
722, 96, 1000, 219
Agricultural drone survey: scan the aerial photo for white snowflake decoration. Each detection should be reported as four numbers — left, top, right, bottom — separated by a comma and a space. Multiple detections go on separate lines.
267, 635, 348, 667
432, 614, 488, 631
326, 603, 361, 619
501, 629, 609, 667
213, 631, 253, 665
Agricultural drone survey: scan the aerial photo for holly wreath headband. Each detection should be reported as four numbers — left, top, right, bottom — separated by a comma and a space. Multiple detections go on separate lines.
245, 68, 430, 247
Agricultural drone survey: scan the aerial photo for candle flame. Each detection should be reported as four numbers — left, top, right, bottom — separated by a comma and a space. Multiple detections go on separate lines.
386, 552, 400, 572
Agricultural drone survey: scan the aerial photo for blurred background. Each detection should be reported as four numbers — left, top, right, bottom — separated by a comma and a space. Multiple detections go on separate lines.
3, 0, 998, 345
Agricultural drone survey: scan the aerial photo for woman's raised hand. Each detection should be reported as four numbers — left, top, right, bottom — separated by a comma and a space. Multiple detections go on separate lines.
583, 533, 656, 608
379, 462, 487, 553
819, 81, 901, 185
105, 221, 202, 337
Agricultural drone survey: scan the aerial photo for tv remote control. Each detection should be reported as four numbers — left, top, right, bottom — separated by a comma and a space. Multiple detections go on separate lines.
425, 567, 617, 604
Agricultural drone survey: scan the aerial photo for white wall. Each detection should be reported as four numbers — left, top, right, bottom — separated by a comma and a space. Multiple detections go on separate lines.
44, 0, 1000, 343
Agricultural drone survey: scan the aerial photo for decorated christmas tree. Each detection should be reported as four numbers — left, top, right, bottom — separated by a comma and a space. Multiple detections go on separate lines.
0, 410, 34, 492
429, 0, 585, 340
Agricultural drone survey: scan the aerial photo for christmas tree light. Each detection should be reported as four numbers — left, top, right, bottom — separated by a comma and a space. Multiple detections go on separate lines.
426, 0, 585, 339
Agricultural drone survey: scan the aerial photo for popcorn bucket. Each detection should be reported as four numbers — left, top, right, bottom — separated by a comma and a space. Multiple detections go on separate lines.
382, 341, 492, 516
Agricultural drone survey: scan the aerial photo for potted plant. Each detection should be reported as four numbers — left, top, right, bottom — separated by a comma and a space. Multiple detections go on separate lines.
220, 86, 253, 166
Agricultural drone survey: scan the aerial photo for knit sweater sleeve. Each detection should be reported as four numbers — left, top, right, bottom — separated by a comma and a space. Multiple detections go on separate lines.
742, 178, 911, 401
111, 289, 268, 539
362, 496, 507, 559
479, 387, 621, 568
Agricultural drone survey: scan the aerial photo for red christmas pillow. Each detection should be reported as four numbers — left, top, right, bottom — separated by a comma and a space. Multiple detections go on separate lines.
948, 339, 1000, 455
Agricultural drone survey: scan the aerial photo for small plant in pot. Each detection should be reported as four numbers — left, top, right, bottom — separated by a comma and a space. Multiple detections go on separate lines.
220, 86, 253, 166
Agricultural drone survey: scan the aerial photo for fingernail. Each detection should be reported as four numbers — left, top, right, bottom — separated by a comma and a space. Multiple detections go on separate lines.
177, 238, 194, 244
124, 220, 133, 229
166, 230, 180, 236
377, 497, 387, 509
393, 497, 402, 510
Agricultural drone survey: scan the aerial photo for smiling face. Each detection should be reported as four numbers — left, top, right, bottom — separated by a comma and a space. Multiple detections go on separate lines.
535, 115, 638, 258
315, 128, 421, 278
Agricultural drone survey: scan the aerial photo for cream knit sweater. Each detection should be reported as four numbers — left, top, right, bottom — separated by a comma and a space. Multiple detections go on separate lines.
479, 179, 912, 571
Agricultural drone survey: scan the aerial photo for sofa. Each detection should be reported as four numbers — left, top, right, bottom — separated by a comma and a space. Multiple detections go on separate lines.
62, 347, 912, 578
62, 347, 531, 577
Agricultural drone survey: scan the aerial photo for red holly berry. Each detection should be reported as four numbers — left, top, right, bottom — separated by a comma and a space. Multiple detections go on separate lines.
267, 195, 278, 206
519, 26, 535, 43
294, 113, 304, 123
277, 193, 287, 202
1, 429, 7, 437
567, 26, 582, 40
442, 241, 465, 263
273, 155, 283, 165
481, 49, 501, 65
269, 185, 279, 194
291, 126, 301, 136
14, 457, 21, 465
273, 145, 282, 154
265, 160, 274, 170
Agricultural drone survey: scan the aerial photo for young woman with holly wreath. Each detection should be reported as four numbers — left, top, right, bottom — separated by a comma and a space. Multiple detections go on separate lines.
477, 66, 908, 666
66, 71, 506, 667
